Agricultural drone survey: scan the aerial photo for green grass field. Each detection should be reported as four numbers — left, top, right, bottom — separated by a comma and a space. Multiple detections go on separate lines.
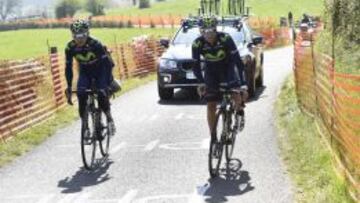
104, 0, 324, 19
0, 28, 175, 60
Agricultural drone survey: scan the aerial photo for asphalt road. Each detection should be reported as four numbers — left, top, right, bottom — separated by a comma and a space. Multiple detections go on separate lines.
0, 46, 294, 203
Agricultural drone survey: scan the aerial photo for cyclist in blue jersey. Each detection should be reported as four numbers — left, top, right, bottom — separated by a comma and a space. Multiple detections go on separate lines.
64, 19, 120, 134
192, 16, 248, 139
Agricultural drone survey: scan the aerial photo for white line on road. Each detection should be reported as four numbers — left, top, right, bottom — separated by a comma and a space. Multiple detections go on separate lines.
36, 194, 55, 203
110, 142, 127, 154
201, 138, 210, 149
58, 194, 78, 203
144, 140, 160, 151
188, 184, 210, 203
137, 115, 148, 122
149, 114, 159, 121
118, 189, 138, 203
175, 113, 184, 120
74, 192, 91, 203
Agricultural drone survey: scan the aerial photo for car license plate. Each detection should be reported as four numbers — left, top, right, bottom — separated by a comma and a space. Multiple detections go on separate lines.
186, 72, 196, 79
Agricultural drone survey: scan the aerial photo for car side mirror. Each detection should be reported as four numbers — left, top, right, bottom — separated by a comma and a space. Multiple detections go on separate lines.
160, 39, 170, 48
252, 36, 263, 45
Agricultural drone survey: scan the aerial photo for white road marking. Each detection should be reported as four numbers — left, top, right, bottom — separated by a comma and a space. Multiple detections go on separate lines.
175, 113, 184, 120
122, 115, 135, 122
188, 184, 210, 203
118, 189, 138, 203
137, 194, 189, 203
72, 193, 92, 203
110, 142, 127, 154
36, 194, 55, 203
137, 115, 148, 122
159, 141, 207, 150
144, 140, 160, 151
186, 114, 204, 120
58, 194, 78, 203
201, 138, 210, 149
149, 114, 159, 121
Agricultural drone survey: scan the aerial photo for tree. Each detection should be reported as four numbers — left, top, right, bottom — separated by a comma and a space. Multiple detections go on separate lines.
139, 0, 150, 9
0, 0, 20, 21
86, 0, 107, 16
55, 0, 81, 19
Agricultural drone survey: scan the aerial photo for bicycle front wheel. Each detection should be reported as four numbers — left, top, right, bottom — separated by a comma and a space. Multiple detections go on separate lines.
99, 112, 110, 157
81, 108, 97, 170
208, 109, 225, 178
225, 113, 237, 162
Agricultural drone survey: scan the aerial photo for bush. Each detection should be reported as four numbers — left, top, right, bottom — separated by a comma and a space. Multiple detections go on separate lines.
326, 0, 360, 45
55, 0, 81, 18
139, 0, 150, 9
86, 0, 106, 16
319, 0, 360, 73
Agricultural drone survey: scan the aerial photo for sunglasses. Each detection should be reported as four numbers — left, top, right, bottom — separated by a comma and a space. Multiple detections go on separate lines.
73, 33, 88, 40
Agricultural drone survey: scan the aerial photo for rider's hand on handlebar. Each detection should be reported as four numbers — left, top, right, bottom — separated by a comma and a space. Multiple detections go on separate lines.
197, 84, 206, 98
240, 85, 249, 102
65, 87, 73, 105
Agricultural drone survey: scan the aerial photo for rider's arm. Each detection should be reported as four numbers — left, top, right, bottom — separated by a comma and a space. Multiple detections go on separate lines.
92, 39, 113, 67
65, 45, 73, 89
192, 39, 205, 83
226, 36, 247, 86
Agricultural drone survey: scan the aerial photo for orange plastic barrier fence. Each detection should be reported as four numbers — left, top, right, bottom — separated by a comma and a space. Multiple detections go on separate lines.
294, 32, 360, 200
0, 37, 165, 141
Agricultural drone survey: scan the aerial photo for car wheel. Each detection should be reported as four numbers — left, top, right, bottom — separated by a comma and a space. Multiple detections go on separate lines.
246, 61, 256, 98
158, 84, 174, 100
256, 55, 264, 87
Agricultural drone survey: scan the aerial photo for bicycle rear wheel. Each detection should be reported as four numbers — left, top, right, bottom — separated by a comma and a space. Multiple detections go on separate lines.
99, 112, 110, 157
208, 109, 225, 178
81, 108, 97, 170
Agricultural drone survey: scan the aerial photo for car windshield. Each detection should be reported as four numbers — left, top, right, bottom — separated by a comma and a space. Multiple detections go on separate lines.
172, 26, 246, 45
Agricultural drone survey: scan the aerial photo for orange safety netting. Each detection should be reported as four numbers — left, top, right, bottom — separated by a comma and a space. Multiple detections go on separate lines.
294, 32, 360, 198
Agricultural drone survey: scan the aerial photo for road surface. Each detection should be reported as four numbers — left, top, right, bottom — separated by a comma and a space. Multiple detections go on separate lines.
0, 46, 294, 203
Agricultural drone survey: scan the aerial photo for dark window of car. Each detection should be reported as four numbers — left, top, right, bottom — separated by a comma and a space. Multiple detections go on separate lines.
172, 26, 246, 45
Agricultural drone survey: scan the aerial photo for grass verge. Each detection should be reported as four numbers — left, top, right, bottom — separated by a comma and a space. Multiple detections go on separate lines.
275, 75, 354, 202
0, 73, 156, 168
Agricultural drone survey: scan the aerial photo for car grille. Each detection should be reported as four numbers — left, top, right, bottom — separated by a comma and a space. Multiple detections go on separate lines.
180, 61, 195, 71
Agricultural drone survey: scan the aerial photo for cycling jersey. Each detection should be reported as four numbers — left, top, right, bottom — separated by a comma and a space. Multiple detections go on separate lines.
192, 32, 247, 101
65, 36, 114, 89
65, 36, 114, 119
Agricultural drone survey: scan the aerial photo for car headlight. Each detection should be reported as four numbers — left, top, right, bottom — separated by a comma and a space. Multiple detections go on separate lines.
159, 59, 177, 70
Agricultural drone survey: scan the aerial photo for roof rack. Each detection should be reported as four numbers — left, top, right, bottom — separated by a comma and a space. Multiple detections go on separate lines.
181, 15, 245, 30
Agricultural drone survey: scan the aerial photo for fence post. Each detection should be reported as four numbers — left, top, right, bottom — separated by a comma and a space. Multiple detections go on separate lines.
49, 47, 65, 108
329, 57, 335, 146
120, 45, 129, 79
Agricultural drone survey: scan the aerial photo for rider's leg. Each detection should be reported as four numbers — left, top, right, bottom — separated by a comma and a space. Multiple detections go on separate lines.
77, 74, 91, 121
204, 69, 221, 137
95, 66, 116, 134
207, 101, 217, 137
94, 66, 111, 113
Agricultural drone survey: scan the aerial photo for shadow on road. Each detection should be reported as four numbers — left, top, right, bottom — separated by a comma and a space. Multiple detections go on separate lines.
203, 159, 254, 203
158, 86, 267, 106
57, 159, 113, 193
158, 89, 206, 106
247, 86, 267, 103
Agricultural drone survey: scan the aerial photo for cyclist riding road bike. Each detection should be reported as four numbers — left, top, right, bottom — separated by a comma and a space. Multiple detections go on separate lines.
192, 16, 248, 140
64, 19, 120, 134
